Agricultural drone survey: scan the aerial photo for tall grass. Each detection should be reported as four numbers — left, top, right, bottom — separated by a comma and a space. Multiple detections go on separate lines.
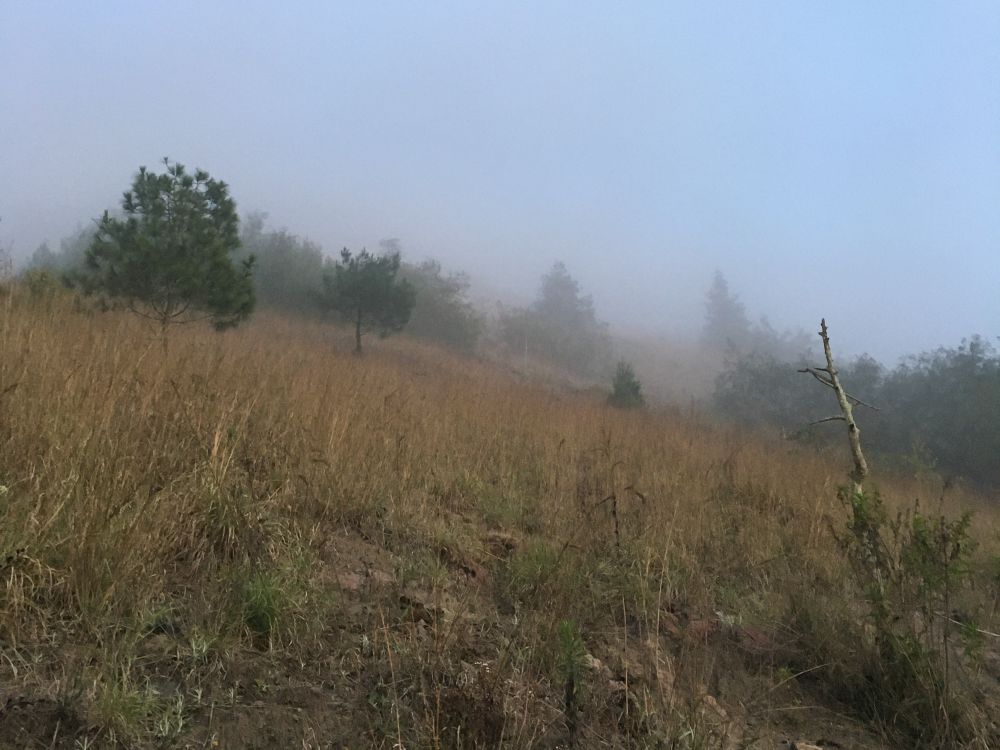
1, 284, 997, 748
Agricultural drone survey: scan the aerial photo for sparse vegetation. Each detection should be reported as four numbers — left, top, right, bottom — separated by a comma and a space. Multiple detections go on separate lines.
1, 283, 998, 748
714, 333, 1000, 487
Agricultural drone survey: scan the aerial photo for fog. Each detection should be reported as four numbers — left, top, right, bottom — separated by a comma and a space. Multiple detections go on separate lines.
3, 1, 998, 362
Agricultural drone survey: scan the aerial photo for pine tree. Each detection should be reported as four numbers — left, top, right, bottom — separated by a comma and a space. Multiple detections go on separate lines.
319, 248, 416, 354
608, 360, 645, 409
701, 270, 751, 354
86, 159, 255, 343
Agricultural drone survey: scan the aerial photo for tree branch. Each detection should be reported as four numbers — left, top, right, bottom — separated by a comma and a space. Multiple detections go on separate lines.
810, 416, 846, 426
797, 367, 879, 411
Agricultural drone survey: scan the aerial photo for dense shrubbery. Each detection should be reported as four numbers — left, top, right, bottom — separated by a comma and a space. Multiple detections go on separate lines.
713, 337, 1000, 486
28, 225, 95, 282
399, 259, 482, 353
237, 213, 325, 316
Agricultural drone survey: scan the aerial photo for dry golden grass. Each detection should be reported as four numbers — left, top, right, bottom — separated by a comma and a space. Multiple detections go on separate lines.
1, 283, 998, 748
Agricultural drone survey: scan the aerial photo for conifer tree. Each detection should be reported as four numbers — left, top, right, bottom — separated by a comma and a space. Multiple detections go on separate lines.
608, 360, 645, 409
86, 159, 255, 343
701, 270, 751, 354
320, 248, 416, 354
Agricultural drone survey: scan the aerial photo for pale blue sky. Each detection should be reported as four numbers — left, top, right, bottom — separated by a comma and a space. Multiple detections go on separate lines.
2, 1, 998, 359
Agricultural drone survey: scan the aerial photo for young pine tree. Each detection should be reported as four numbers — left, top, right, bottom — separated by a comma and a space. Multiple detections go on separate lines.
608, 361, 645, 409
319, 248, 416, 354
86, 159, 255, 345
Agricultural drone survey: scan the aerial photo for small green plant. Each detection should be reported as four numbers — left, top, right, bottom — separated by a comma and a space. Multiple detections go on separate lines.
92, 670, 161, 742
504, 539, 562, 603
557, 619, 587, 745
836, 488, 981, 746
608, 361, 645, 409
238, 569, 285, 640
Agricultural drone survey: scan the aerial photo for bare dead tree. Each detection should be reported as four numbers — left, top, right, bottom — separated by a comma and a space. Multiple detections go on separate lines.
798, 319, 876, 495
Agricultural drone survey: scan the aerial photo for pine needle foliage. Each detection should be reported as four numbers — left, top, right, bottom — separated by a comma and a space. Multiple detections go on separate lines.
86, 158, 255, 333
608, 360, 645, 409
319, 248, 416, 354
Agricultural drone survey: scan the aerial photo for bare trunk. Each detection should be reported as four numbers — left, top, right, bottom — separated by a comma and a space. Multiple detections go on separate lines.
354, 308, 363, 355
820, 320, 868, 494
799, 319, 872, 495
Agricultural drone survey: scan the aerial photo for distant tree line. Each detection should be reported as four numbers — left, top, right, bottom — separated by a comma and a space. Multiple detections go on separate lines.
23, 162, 610, 370
701, 270, 815, 362
22, 161, 997, 488
706, 274, 1000, 487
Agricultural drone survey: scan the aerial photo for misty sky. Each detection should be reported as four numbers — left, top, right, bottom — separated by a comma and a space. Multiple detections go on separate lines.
2, 1, 998, 361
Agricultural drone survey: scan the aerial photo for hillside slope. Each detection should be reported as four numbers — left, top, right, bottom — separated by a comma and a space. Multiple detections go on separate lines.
1, 286, 998, 749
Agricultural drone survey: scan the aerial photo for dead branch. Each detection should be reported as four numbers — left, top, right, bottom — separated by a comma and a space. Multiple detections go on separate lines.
800, 319, 870, 494
810, 416, 845, 426
797, 367, 879, 411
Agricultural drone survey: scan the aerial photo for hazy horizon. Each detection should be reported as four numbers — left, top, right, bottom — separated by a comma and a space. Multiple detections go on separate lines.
3, 1, 998, 362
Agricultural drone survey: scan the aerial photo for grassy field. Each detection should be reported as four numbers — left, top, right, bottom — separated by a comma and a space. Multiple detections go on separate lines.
1, 283, 999, 749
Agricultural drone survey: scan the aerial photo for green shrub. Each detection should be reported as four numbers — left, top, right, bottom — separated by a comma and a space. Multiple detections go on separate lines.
608, 361, 645, 409
836, 488, 982, 746
238, 569, 286, 640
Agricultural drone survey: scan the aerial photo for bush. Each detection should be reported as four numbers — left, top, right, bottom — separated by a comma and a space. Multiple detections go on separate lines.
237, 213, 325, 316
400, 259, 482, 353
608, 361, 644, 409
833, 488, 984, 746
